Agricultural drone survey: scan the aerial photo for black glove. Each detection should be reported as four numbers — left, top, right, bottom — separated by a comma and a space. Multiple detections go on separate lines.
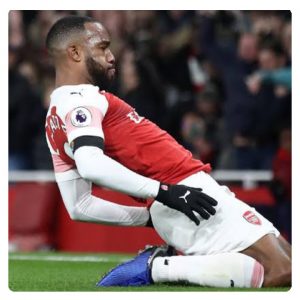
155, 183, 218, 225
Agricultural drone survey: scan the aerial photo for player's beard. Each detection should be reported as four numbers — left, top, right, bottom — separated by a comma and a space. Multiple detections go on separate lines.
85, 56, 114, 90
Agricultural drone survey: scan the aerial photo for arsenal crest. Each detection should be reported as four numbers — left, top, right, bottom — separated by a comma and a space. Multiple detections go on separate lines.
243, 211, 262, 225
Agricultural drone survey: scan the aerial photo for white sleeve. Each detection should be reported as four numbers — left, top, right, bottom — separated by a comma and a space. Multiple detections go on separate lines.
57, 177, 150, 226
74, 146, 160, 199
59, 84, 160, 198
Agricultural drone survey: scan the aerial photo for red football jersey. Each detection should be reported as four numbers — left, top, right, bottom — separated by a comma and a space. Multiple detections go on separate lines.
45, 85, 210, 184
101, 92, 211, 184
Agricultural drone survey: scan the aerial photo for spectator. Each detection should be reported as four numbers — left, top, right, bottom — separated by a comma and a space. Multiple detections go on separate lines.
198, 11, 291, 170
9, 46, 43, 170
180, 87, 222, 167
31, 75, 55, 170
245, 40, 291, 169
198, 12, 260, 169
246, 40, 291, 95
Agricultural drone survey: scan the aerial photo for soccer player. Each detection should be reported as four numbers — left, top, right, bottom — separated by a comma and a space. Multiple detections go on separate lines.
45, 16, 291, 288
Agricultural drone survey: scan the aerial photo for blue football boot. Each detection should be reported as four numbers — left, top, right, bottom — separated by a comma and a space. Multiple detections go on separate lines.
96, 245, 176, 287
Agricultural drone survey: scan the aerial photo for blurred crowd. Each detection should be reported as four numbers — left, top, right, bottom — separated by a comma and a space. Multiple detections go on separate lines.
9, 10, 291, 176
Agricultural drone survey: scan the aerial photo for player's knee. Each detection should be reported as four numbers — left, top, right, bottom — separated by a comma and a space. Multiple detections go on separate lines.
284, 264, 292, 285
264, 263, 291, 287
277, 263, 292, 286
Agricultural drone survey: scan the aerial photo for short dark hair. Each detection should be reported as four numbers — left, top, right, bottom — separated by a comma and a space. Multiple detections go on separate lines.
259, 39, 285, 57
46, 15, 95, 52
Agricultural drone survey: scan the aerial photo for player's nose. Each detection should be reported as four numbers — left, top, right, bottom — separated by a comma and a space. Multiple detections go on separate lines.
106, 49, 115, 65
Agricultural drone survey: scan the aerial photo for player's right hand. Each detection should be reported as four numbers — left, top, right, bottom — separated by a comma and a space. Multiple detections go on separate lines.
155, 183, 218, 225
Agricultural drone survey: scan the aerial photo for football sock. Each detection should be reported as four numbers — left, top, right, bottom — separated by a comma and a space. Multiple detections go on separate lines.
151, 252, 264, 288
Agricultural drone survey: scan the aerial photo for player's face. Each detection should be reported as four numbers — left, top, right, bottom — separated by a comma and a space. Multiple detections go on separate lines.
83, 22, 116, 89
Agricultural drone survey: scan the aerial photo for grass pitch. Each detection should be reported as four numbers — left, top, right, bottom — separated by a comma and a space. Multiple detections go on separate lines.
9, 252, 289, 292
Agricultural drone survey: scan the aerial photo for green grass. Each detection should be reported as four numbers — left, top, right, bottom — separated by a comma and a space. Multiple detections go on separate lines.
9, 252, 290, 292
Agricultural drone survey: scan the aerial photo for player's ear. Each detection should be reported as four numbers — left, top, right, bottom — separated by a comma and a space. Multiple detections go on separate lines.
67, 44, 82, 62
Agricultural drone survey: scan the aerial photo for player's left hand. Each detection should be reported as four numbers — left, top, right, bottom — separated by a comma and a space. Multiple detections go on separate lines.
155, 183, 218, 225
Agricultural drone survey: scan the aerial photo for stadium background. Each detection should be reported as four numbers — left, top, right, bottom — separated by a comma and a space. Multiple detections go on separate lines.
9, 10, 291, 253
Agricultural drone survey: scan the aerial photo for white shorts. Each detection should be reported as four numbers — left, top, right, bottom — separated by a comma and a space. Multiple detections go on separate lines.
150, 171, 280, 255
